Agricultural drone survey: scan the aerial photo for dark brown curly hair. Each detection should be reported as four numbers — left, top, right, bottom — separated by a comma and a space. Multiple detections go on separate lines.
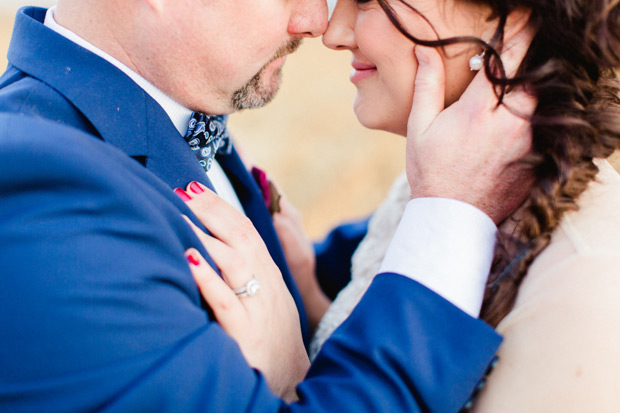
371, 0, 620, 326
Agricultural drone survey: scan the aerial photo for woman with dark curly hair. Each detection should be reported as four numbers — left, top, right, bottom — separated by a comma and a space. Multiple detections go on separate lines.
271, 0, 620, 408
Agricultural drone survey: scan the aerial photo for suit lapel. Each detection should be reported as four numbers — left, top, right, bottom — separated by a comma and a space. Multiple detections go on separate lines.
8, 8, 147, 157
217, 149, 310, 344
143, 99, 216, 191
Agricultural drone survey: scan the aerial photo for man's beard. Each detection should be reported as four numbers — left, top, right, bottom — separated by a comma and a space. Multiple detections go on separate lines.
231, 38, 302, 111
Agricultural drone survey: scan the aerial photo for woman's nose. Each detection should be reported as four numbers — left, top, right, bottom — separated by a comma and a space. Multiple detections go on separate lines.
323, 0, 357, 50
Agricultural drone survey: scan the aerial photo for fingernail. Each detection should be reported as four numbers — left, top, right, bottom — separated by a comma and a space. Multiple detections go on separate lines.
189, 181, 204, 194
187, 250, 200, 266
174, 188, 192, 201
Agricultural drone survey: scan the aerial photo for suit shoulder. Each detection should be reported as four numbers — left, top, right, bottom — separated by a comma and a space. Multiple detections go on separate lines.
0, 113, 177, 228
0, 113, 131, 176
0, 66, 97, 134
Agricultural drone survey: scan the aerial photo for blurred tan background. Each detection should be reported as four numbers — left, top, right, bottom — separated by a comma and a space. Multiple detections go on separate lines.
0, 2, 404, 239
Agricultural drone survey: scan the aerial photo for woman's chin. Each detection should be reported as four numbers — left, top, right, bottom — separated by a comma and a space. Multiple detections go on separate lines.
353, 97, 408, 136
353, 108, 407, 136
353, 103, 381, 130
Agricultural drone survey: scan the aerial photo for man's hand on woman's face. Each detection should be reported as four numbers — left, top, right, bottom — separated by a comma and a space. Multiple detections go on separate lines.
406, 25, 537, 224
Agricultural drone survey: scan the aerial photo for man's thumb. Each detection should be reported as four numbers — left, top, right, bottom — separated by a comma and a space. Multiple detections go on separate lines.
409, 45, 446, 137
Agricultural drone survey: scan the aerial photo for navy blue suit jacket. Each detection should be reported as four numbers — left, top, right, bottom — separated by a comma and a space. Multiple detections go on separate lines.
0, 7, 501, 411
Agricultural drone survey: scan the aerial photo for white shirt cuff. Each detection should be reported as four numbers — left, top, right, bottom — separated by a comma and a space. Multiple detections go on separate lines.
378, 198, 497, 318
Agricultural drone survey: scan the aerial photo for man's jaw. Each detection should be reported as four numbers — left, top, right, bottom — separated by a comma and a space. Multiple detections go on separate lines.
230, 38, 303, 111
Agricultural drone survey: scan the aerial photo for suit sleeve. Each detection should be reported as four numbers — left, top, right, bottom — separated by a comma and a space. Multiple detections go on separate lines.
0, 117, 500, 412
314, 218, 369, 299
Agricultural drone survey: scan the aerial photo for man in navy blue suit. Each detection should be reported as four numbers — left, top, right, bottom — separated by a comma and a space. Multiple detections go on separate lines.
0, 0, 532, 411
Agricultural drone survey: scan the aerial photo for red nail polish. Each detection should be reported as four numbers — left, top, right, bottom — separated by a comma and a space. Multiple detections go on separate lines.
174, 188, 192, 201
187, 252, 200, 266
189, 181, 204, 194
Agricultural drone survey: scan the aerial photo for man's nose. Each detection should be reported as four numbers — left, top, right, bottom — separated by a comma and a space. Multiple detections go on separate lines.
288, 0, 329, 38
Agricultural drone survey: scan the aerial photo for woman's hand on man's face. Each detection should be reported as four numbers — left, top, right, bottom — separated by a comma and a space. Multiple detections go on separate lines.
406, 25, 537, 224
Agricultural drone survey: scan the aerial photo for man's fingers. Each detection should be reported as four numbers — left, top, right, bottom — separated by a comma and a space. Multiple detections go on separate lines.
501, 84, 537, 123
461, 22, 536, 107
493, 23, 537, 158
499, 21, 536, 78
409, 46, 446, 137
186, 248, 247, 330
497, 100, 534, 162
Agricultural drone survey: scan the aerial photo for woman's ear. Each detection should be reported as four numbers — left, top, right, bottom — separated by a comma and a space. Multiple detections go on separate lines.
502, 7, 533, 45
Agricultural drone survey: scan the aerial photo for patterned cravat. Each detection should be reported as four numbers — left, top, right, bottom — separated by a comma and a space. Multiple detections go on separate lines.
184, 112, 232, 172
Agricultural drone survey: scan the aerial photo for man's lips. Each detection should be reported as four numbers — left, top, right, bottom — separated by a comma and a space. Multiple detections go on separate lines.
270, 55, 287, 67
350, 62, 377, 83
263, 55, 287, 74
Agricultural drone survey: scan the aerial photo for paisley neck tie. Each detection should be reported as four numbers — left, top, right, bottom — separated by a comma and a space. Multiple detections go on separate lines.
184, 112, 232, 172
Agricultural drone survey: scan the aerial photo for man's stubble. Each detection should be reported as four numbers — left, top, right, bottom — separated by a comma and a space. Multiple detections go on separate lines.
231, 38, 303, 111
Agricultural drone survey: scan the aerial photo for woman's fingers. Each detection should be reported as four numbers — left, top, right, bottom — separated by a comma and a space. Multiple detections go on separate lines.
182, 215, 262, 290
183, 183, 268, 255
178, 188, 309, 398
186, 248, 247, 329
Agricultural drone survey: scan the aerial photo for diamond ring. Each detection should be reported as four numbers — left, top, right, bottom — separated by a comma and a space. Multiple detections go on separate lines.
232, 276, 261, 298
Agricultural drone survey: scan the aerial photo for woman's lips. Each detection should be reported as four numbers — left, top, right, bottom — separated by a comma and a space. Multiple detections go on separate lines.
350, 63, 377, 83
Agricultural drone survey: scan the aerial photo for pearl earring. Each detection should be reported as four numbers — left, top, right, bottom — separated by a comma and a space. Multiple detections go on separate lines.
469, 51, 485, 71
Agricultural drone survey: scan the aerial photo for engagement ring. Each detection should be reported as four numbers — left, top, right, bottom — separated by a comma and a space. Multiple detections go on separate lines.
232, 276, 261, 298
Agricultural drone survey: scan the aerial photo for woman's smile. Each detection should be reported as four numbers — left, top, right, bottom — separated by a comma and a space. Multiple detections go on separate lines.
350, 61, 377, 83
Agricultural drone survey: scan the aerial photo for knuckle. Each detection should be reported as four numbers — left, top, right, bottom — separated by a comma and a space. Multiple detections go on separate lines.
238, 216, 256, 233
225, 256, 247, 276
232, 217, 256, 243
415, 76, 442, 92
217, 294, 237, 312
189, 193, 217, 215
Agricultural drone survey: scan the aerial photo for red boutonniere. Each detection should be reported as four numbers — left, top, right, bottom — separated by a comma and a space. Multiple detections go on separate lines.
251, 166, 282, 216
